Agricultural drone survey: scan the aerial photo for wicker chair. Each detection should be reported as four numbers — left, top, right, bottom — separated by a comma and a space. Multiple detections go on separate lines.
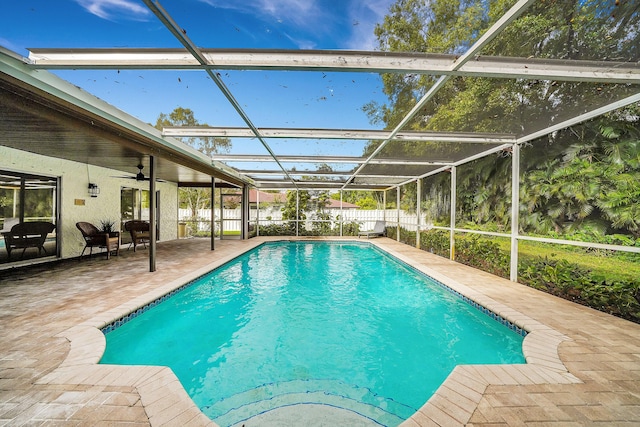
76, 222, 119, 259
124, 220, 150, 252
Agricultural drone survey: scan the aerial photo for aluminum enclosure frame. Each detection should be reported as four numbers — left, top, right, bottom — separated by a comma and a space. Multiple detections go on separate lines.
5, 0, 640, 282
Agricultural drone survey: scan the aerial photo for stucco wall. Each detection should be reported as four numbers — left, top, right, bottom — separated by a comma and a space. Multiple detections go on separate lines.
1, 146, 178, 260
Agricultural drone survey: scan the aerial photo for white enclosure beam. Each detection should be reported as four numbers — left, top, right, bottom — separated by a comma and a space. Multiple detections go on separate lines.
214, 154, 449, 166
238, 170, 416, 178
164, 126, 515, 143
28, 49, 640, 83
253, 181, 387, 190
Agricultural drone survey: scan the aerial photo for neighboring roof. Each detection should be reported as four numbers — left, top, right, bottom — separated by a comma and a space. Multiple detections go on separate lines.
326, 199, 359, 209
249, 190, 284, 204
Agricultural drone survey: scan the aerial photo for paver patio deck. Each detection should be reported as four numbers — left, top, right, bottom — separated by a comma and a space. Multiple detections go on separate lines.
0, 237, 638, 426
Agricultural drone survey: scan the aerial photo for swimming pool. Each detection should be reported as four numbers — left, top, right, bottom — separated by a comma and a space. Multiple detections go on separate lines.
101, 241, 525, 426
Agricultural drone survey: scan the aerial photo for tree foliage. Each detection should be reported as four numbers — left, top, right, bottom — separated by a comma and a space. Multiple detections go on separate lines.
154, 107, 231, 220
155, 107, 230, 156
368, 0, 640, 241
331, 191, 383, 210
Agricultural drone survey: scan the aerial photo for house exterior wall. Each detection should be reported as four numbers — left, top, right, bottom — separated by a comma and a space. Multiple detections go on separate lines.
1, 146, 178, 260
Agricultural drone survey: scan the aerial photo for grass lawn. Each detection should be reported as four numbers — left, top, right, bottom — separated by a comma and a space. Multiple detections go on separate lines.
517, 240, 640, 282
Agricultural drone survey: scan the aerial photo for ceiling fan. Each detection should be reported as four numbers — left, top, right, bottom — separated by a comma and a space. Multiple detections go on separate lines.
112, 164, 165, 182
134, 163, 146, 181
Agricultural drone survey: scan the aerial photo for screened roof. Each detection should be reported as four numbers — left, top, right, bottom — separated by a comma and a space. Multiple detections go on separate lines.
3, 0, 640, 190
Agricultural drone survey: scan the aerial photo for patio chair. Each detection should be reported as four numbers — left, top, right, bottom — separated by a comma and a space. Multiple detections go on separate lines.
358, 220, 386, 239
124, 220, 150, 252
76, 222, 119, 260
3, 221, 56, 258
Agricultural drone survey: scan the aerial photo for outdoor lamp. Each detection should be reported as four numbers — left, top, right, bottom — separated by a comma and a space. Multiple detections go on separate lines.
88, 183, 100, 198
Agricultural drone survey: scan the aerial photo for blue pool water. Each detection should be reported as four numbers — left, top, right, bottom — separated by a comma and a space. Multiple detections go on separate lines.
101, 241, 525, 426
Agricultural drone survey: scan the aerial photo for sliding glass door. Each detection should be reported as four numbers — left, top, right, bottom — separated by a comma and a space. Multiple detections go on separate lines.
0, 170, 58, 263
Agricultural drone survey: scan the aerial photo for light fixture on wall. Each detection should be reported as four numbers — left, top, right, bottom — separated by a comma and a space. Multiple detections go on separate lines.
88, 183, 100, 198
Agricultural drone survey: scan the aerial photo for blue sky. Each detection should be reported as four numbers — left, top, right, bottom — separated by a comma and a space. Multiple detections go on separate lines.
1, 0, 395, 155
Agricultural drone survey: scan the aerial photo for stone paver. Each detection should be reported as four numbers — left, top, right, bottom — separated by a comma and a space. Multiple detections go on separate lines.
1, 237, 639, 426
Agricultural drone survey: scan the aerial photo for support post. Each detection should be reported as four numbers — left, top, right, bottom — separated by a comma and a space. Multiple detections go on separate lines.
383, 191, 387, 222
510, 144, 520, 281
149, 155, 156, 272
241, 184, 249, 240
219, 190, 224, 239
339, 190, 343, 237
396, 187, 401, 242
450, 166, 456, 261
296, 190, 299, 237
416, 179, 421, 249
210, 176, 215, 250
18, 179, 25, 223
256, 189, 260, 236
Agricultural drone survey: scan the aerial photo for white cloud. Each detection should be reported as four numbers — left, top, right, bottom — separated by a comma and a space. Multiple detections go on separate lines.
200, 0, 322, 24
198, 0, 394, 50
282, 33, 317, 50
198, 0, 331, 39
261, 0, 316, 19
75, 0, 150, 21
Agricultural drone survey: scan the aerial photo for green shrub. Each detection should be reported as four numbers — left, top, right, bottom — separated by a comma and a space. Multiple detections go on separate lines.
340, 220, 361, 236
258, 222, 296, 236
519, 256, 640, 322
419, 229, 450, 257
398, 227, 416, 246
454, 235, 510, 279
386, 226, 397, 240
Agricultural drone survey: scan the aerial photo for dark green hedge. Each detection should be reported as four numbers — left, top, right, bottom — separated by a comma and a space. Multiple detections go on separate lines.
518, 256, 640, 322
454, 235, 510, 279
257, 220, 361, 237
391, 228, 640, 323
419, 229, 450, 258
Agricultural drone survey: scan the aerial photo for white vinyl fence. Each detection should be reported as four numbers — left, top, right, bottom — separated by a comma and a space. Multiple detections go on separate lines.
178, 208, 422, 235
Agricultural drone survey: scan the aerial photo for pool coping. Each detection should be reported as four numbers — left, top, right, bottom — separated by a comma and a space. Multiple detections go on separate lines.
35, 237, 581, 427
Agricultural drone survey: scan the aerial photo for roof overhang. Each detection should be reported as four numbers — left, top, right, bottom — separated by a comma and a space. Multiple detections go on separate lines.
0, 47, 253, 187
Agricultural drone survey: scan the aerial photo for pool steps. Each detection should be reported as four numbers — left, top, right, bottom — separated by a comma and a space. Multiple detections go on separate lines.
208, 379, 408, 426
